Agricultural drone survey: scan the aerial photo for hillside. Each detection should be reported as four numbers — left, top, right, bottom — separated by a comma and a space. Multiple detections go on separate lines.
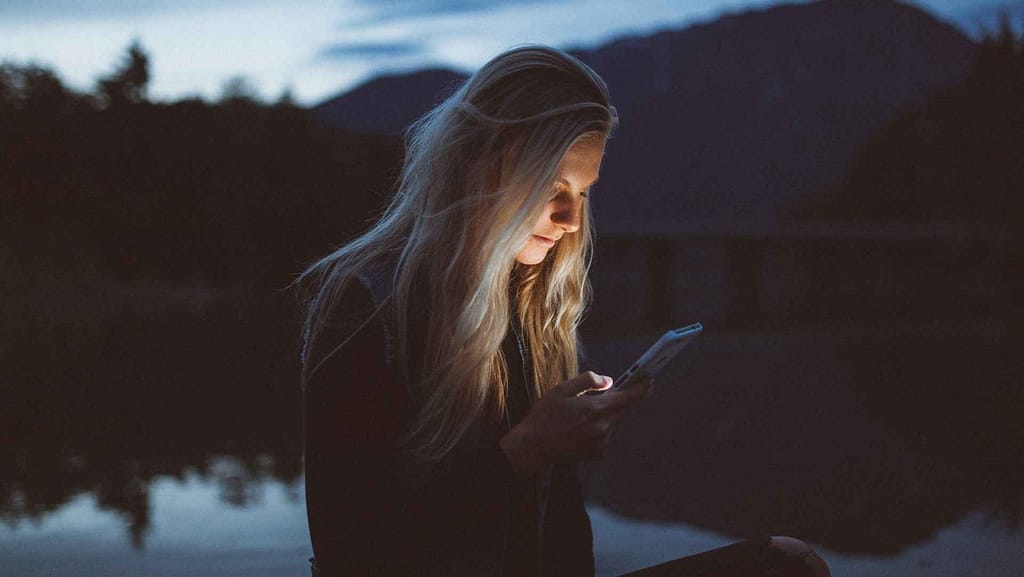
800, 22, 1024, 224
313, 68, 467, 135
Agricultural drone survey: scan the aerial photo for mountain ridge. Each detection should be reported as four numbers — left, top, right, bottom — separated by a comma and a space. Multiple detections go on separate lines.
314, 0, 979, 230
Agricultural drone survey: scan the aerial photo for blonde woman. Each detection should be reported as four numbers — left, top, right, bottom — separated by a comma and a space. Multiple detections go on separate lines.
296, 46, 829, 577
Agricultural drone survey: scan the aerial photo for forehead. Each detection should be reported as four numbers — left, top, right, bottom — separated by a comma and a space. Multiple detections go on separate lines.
556, 135, 605, 184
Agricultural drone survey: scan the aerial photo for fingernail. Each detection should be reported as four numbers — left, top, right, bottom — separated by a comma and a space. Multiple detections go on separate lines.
603, 376, 613, 388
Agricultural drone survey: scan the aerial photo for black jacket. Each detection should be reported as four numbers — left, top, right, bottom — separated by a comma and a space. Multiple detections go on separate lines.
302, 258, 595, 576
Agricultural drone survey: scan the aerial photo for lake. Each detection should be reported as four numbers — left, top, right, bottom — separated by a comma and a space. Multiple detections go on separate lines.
1, 284, 1020, 575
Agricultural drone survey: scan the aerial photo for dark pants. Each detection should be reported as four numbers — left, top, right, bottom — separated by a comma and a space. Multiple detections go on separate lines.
619, 536, 831, 577
309, 536, 830, 577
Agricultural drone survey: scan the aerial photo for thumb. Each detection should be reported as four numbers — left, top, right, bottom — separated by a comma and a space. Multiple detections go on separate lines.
554, 371, 612, 397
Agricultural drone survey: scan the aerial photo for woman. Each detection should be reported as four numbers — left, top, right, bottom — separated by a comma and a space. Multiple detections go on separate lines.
296, 45, 829, 577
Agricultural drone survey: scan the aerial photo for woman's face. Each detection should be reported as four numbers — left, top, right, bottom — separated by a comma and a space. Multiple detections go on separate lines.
514, 135, 606, 265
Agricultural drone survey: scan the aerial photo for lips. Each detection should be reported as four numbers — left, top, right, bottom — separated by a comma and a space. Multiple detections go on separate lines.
532, 235, 557, 247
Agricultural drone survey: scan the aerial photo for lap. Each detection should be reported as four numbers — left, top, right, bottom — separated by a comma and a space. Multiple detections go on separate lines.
617, 536, 830, 577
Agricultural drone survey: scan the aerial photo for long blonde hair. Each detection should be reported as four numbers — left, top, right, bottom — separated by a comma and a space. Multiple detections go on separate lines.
295, 45, 617, 461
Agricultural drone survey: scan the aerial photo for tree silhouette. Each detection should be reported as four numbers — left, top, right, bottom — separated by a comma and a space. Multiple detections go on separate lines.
97, 39, 151, 108
0, 63, 79, 113
219, 74, 261, 103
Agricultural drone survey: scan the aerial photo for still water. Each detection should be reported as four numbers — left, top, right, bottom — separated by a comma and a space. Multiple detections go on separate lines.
2, 468, 1021, 576
2, 286, 1020, 575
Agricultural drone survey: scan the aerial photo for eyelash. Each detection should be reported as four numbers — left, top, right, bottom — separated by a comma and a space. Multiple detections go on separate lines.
551, 187, 590, 199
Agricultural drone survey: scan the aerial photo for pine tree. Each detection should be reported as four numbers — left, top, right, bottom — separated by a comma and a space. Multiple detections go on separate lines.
97, 39, 151, 108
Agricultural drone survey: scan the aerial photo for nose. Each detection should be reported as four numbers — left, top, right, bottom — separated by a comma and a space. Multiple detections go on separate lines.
551, 194, 582, 234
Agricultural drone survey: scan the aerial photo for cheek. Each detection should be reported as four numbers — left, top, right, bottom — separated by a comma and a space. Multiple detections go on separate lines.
531, 206, 554, 233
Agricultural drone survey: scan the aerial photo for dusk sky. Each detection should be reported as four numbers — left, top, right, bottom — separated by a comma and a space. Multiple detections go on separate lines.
0, 0, 1017, 105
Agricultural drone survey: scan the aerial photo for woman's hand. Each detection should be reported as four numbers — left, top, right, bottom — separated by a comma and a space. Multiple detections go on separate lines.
499, 371, 651, 474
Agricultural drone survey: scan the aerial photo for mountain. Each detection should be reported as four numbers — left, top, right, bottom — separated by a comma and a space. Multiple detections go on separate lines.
313, 68, 467, 135
800, 28, 1024, 224
313, 0, 978, 231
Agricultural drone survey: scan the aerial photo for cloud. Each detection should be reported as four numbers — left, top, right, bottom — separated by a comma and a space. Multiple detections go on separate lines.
0, 0, 256, 22
317, 41, 425, 61
345, 0, 546, 26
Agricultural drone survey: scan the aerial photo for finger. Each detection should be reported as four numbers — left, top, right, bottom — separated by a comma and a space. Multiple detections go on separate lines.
603, 405, 632, 423
634, 377, 657, 399
578, 376, 616, 397
630, 376, 654, 392
625, 377, 654, 396
588, 409, 631, 435
634, 378, 654, 399
591, 385, 647, 412
555, 371, 611, 397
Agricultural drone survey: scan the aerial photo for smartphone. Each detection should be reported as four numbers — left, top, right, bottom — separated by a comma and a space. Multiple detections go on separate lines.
584, 322, 703, 396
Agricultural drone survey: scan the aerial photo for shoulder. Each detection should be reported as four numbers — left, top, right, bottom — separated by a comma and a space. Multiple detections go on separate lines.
302, 252, 398, 356
302, 275, 389, 376
352, 252, 399, 307
302, 280, 370, 367
330, 278, 378, 336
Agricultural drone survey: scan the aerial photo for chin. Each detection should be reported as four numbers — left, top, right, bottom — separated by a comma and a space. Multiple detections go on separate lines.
515, 256, 544, 266
515, 250, 548, 266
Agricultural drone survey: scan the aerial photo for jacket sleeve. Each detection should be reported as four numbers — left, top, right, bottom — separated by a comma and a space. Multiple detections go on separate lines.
303, 280, 412, 576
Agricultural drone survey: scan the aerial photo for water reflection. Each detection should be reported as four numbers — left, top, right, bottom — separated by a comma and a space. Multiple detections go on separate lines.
1, 280, 1021, 571
0, 285, 303, 549
2, 474, 1021, 577
0, 466, 311, 577
590, 506, 1024, 577
586, 322, 1021, 554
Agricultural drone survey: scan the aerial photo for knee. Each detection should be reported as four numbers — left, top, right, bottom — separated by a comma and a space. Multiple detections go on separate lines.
765, 536, 831, 577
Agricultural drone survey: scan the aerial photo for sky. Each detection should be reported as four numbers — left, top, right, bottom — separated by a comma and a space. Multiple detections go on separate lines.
0, 0, 1018, 106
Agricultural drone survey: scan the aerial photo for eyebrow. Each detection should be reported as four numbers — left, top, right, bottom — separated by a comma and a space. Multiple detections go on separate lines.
557, 176, 600, 189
